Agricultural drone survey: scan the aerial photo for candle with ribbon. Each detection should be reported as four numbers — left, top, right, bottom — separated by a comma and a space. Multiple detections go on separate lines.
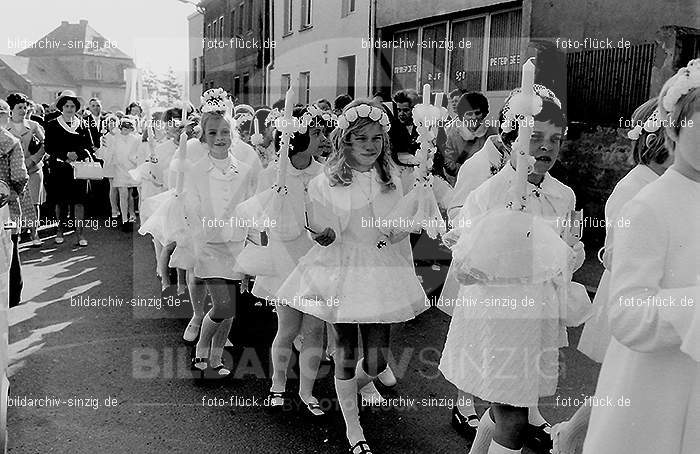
275, 86, 296, 189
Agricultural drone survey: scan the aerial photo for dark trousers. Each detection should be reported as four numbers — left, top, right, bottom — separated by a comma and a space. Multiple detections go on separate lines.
9, 233, 22, 307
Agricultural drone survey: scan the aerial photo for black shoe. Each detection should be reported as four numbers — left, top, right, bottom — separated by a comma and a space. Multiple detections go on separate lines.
525, 423, 553, 454
121, 221, 133, 232
451, 406, 479, 440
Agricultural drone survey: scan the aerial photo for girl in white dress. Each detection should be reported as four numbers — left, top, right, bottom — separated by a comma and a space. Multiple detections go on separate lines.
551, 97, 673, 454
110, 115, 141, 226
439, 92, 587, 454
582, 59, 700, 454
277, 99, 427, 454
186, 94, 257, 376
238, 106, 332, 415
96, 114, 120, 219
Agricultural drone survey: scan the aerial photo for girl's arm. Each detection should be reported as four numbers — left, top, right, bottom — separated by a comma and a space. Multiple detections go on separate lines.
607, 199, 697, 353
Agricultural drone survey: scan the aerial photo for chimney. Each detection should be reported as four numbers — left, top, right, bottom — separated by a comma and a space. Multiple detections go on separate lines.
79, 19, 88, 26
61, 21, 69, 25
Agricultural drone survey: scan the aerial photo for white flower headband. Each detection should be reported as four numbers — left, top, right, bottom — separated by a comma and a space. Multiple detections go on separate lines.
627, 108, 662, 140
264, 108, 283, 127
336, 104, 390, 132
303, 103, 337, 125
661, 58, 700, 113
201, 88, 234, 116
501, 84, 562, 132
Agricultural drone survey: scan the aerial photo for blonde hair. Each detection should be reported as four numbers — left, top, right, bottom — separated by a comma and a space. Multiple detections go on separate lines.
325, 100, 395, 191
198, 111, 239, 143
629, 97, 669, 165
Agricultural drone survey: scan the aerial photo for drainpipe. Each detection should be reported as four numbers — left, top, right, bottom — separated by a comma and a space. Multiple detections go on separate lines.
264, 0, 275, 106
367, 0, 377, 97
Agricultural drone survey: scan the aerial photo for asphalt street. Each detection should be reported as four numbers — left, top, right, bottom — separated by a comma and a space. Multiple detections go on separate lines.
8, 220, 602, 454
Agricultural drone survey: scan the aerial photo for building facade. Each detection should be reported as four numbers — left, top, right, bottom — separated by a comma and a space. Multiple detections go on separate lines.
188, 12, 205, 106
0, 20, 134, 111
200, 0, 272, 106
268, 0, 372, 106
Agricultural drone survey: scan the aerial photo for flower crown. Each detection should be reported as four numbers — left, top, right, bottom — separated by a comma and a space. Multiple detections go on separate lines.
201, 88, 234, 115
627, 108, 662, 140
302, 103, 337, 125
501, 84, 562, 132
662, 58, 700, 112
336, 104, 390, 132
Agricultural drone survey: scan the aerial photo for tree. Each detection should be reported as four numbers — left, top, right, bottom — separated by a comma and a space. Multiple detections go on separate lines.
161, 68, 182, 107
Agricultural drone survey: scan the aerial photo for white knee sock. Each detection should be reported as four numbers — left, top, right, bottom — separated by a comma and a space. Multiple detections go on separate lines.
334, 377, 365, 446
209, 317, 233, 368
354, 359, 385, 404
487, 440, 522, 453
469, 408, 495, 454
458, 391, 477, 418
528, 405, 547, 426
195, 312, 221, 359
551, 405, 590, 454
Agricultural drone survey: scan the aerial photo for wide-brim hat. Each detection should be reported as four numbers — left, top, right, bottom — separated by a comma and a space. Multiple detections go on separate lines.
55, 90, 84, 111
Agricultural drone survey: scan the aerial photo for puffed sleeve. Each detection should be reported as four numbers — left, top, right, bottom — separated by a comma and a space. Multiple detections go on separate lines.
607, 199, 697, 352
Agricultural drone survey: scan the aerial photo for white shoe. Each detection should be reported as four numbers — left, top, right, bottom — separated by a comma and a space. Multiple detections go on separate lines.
377, 365, 397, 387
358, 381, 386, 405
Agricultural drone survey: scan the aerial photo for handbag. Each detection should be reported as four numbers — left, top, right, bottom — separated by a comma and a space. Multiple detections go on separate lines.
72, 154, 104, 180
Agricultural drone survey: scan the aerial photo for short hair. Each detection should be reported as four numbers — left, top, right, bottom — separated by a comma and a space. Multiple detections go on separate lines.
372, 90, 388, 102
88, 97, 101, 104
629, 97, 669, 165
449, 88, 464, 98
393, 89, 419, 106
274, 107, 310, 156
125, 101, 142, 116
162, 107, 183, 124
457, 92, 489, 117
334, 94, 353, 111
498, 95, 567, 148
7, 92, 30, 110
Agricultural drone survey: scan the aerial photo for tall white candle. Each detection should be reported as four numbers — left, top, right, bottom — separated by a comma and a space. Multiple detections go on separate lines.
522, 57, 535, 98
422, 84, 431, 105
434, 92, 444, 109
253, 111, 260, 136
277, 87, 295, 188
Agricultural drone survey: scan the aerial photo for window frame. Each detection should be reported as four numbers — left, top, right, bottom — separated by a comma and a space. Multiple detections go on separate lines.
281, 73, 291, 96
389, 7, 521, 95
300, 0, 312, 29
299, 71, 310, 104
283, 0, 293, 36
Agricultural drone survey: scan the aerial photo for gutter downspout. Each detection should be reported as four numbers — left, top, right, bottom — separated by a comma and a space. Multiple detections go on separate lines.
367, 0, 376, 97
264, 0, 275, 106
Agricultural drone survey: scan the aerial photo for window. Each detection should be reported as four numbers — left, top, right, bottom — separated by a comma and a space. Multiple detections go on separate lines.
388, 8, 522, 94
239, 3, 245, 35
230, 10, 236, 37
337, 56, 355, 98
391, 29, 419, 91
212, 19, 218, 39
486, 9, 522, 91
247, 0, 254, 32
192, 58, 198, 85
234, 76, 241, 101
219, 15, 224, 41
449, 17, 486, 92
94, 62, 102, 80
341, 0, 355, 17
206, 23, 211, 40
419, 23, 447, 88
300, 0, 312, 28
199, 56, 205, 82
299, 71, 310, 104
281, 73, 291, 96
242, 73, 250, 103
283, 0, 293, 35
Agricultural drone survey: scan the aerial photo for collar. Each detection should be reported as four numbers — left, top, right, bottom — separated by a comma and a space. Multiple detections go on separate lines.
58, 116, 80, 134
457, 122, 488, 141
205, 153, 239, 178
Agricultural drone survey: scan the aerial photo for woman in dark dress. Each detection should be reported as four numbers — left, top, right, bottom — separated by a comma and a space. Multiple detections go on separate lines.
44, 90, 95, 246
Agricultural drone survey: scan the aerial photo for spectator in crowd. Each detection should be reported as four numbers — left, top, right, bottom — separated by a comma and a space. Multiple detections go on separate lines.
84, 98, 104, 152
6, 93, 45, 246
447, 88, 465, 119
44, 90, 95, 247
392, 89, 420, 156
333, 93, 353, 116
29, 101, 45, 127
45, 99, 61, 123
315, 98, 332, 112
0, 99, 29, 307
441, 92, 497, 185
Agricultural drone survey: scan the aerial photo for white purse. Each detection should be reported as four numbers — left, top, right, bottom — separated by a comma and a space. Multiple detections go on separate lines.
72, 157, 104, 180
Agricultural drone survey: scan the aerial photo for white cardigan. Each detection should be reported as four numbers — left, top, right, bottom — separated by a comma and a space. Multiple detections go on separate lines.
583, 168, 700, 454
